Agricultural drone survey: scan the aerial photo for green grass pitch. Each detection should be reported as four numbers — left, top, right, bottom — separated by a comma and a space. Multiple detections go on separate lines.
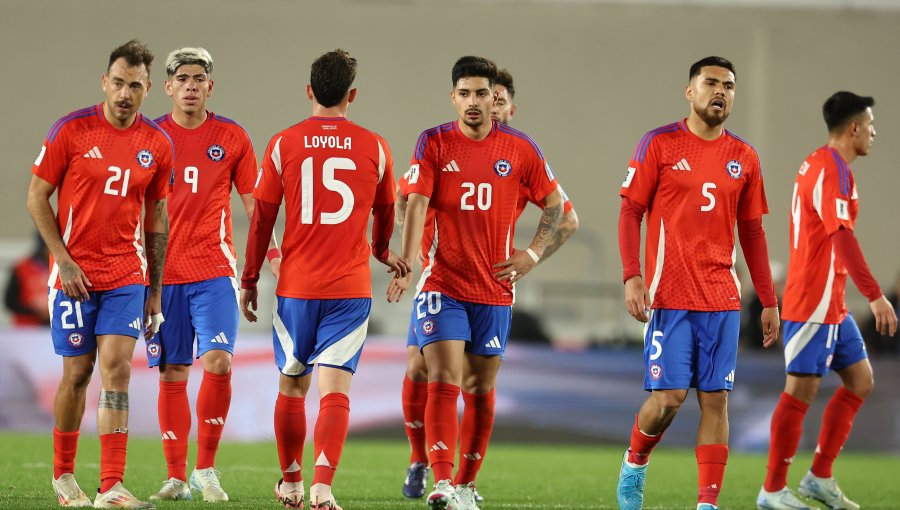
1, 432, 897, 509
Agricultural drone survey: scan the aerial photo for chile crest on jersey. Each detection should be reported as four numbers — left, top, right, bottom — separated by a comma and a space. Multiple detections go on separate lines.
726, 159, 743, 179
207, 144, 225, 161
137, 149, 154, 168
494, 159, 512, 177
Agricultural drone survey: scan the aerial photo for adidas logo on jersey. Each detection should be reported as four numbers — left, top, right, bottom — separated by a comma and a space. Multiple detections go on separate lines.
161, 430, 178, 440
203, 417, 225, 425
83, 146, 103, 159
484, 336, 502, 349
211, 332, 229, 344
129, 318, 141, 330
441, 160, 461, 172
671, 158, 692, 171
430, 441, 449, 452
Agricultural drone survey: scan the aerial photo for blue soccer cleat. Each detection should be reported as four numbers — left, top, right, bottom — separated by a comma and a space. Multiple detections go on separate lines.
798, 471, 859, 510
697, 504, 718, 510
616, 450, 647, 510
403, 462, 430, 499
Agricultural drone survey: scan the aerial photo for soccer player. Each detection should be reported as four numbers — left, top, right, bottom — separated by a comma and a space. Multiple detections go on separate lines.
240, 49, 406, 510
397, 67, 579, 503
615, 56, 779, 510
26, 40, 172, 509
147, 47, 278, 503
389, 56, 563, 510
756, 92, 897, 510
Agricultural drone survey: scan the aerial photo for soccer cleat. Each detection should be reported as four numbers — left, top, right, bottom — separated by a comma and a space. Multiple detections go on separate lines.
427, 479, 460, 510
92, 482, 154, 509
189, 467, 228, 502
472, 486, 484, 503
616, 450, 647, 510
52, 473, 92, 507
756, 487, 811, 510
798, 471, 859, 510
309, 483, 343, 510
403, 462, 430, 498
148, 478, 191, 501
454, 482, 480, 510
274, 478, 304, 509
697, 504, 718, 510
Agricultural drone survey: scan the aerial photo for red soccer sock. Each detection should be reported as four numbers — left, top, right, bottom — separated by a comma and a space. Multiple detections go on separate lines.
275, 393, 306, 483
158, 380, 191, 481
627, 415, 663, 465
811, 386, 864, 478
53, 428, 80, 479
454, 390, 495, 485
313, 393, 351, 487
402, 375, 429, 465
196, 370, 231, 469
696, 444, 728, 506
425, 382, 460, 483
764, 392, 809, 492
99, 432, 128, 493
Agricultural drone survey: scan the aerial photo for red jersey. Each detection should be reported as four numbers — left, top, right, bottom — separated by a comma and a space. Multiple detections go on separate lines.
253, 117, 395, 299
154, 112, 258, 284
782, 147, 859, 323
32, 104, 173, 291
620, 120, 768, 311
406, 121, 559, 306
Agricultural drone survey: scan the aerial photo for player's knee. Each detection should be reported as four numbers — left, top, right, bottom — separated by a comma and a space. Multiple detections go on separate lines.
652, 391, 687, 415
427, 366, 462, 385
202, 351, 232, 375
158, 364, 190, 382
845, 374, 874, 399
406, 364, 428, 382
460, 376, 494, 395
63, 364, 94, 390
100, 361, 132, 388
699, 393, 728, 416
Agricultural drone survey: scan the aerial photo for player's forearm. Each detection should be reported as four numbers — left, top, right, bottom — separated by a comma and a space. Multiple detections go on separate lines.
618, 197, 645, 282
395, 190, 408, 227
737, 217, 777, 308
371, 202, 395, 261
401, 194, 428, 266
528, 190, 563, 257
241, 193, 279, 251
241, 199, 279, 289
144, 199, 169, 295
26, 188, 71, 264
538, 209, 578, 263
831, 227, 883, 302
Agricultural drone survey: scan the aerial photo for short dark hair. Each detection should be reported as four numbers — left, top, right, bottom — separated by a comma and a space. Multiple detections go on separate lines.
451, 56, 497, 87
310, 49, 357, 108
495, 68, 515, 99
823, 91, 875, 132
688, 56, 735, 81
108, 39, 154, 74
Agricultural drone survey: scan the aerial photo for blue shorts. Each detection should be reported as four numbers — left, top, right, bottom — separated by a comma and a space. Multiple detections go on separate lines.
147, 277, 239, 367
273, 297, 371, 377
406, 305, 418, 348
412, 291, 511, 357
782, 314, 867, 376
643, 309, 740, 392
50, 285, 145, 356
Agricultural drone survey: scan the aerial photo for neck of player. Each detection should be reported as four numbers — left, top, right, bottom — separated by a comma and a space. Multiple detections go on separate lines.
311, 104, 348, 118
102, 103, 137, 130
172, 108, 208, 129
457, 119, 492, 141
827, 137, 859, 165
685, 114, 724, 141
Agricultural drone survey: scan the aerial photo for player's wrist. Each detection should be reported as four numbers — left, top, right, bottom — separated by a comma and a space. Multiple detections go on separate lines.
240, 278, 258, 291
525, 247, 541, 263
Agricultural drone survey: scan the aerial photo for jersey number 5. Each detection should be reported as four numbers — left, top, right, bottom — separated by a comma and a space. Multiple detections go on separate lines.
301, 156, 356, 225
700, 182, 716, 212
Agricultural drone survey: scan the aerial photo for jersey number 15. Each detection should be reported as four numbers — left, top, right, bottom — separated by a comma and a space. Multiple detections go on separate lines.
300, 156, 356, 225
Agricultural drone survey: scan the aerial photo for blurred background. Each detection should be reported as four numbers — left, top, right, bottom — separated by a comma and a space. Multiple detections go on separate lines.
1, 0, 898, 452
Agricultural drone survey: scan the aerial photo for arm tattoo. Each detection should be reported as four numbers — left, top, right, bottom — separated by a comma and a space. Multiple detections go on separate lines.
539, 218, 576, 263
98, 390, 129, 411
146, 199, 169, 294
533, 203, 563, 254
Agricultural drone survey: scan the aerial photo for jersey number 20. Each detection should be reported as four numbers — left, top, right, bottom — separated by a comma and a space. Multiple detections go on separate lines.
301, 157, 356, 225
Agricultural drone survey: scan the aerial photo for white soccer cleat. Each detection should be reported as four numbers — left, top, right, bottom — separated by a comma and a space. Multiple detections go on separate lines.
427, 479, 460, 510
309, 482, 343, 510
798, 471, 859, 510
149, 478, 191, 501
756, 486, 811, 509
52, 473, 92, 507
189, 467, 228, 502
92, 482, 154, 509
274, 478, 304, 509
454, 482, 480, 510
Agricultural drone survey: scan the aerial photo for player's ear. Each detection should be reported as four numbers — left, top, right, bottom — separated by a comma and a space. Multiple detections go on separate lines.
146, 80, 152, 94
306, 84, 315, 102
510, 103, 517, 118
684, 83, 693, 103
101, 73, 108, 91
347, 88, 357, 104
207, 79, 214, 97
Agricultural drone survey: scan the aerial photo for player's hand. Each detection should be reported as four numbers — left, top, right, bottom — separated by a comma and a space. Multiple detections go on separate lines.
870, 295, 898, 337
760, 306, 781, 348
58, 259, 92, 302
241, 287, 259, 322
144, 291, 164, 339
387, 272, 412, 303
493, 249, 538, 284
624, 276, 651, 323
380, 249, 410, 278
268, 256, 281, 280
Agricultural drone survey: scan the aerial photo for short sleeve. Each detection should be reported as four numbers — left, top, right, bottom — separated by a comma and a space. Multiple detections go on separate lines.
818, 154, 855, 235
620, 134, 660, 206
373, 134, 395, 205
737, 149, 769, 220
233, 130, 259, 195
405, 131, 437, 199
31, 126, 71, 187
146, 137, 173, 201
253, 134, 285, 205
520, 141, 558, 206
525, 182, 573, 214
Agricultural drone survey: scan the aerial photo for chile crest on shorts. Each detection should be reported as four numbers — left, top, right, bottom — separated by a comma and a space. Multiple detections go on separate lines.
208, 144, 225, 161
494, 159, 512, 177
68, 332, 84, 347
137, 150, 154, 168
146, 340, 161, 359
422, 319, 436, 336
